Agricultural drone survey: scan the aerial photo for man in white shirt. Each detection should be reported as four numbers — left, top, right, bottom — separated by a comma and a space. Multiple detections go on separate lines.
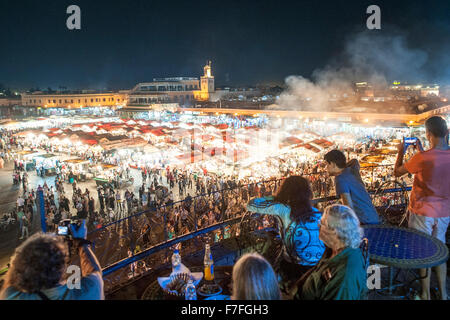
149, 192, 156, 207
115, 192, 122, 213
17, 196, 25, 209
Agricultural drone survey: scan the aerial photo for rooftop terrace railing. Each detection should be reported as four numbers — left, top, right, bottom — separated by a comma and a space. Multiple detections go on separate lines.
79, 164, 411, 293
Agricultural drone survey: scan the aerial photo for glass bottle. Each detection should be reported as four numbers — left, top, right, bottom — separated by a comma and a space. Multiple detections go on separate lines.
203, 244, 214, 281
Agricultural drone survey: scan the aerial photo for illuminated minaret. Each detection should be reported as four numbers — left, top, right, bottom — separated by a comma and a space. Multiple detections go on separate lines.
201, 60, 215, 95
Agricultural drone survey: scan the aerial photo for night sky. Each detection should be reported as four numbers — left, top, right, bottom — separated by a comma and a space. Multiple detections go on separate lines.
0, 0, 449, 90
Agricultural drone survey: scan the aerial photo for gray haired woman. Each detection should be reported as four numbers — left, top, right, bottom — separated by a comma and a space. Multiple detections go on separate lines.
292, 204, 368, 300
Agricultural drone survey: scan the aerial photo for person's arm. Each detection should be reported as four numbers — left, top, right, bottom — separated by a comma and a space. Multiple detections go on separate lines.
246, 196, 285, 217
77, 243, 102, 277
394, 139, 423, 177
340, 193, 353, 210
334, 176, 353, 209
70, 220, 102, 277
393, 140, 408, 177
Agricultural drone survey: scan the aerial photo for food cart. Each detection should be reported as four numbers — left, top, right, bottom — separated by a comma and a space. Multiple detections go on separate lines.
62, 158, 94, 182
15, 150, 39, 171
33, 153, 60, 176
93, 177, 115, 190
93, 164, 119, 189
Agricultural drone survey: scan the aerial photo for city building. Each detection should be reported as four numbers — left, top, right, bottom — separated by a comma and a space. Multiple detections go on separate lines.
127, 62, 215, 108
0, 97, 20, 107
21, 92, 127, 109
355, 82, 374, 98
127, 78, 199, 106
0, 96, 23, 117
120, 62, 216, 118
390, 82, 440, 98
195, 61, 215, 101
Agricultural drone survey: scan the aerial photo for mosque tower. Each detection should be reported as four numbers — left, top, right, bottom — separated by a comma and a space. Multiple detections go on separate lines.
201, 60, 215, 94
194, 61, 215, 101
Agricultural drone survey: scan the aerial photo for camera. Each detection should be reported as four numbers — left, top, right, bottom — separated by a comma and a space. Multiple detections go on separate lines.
57, 219, 82, 238
403, 137, 418, 152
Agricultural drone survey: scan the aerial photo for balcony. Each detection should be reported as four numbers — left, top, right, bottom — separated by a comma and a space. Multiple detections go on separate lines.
74, 165, 419, 298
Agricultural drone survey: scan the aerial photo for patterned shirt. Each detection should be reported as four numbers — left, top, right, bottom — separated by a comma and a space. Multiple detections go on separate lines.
247, 197, 325, 266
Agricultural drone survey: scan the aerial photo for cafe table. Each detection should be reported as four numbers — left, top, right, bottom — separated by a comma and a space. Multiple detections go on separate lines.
362, 225, 449, 298
141, 265, 233, 300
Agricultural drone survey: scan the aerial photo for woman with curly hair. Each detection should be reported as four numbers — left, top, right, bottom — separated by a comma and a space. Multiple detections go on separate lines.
0, 221, 103, 300
246, 176, 325, 290
293, 204, 368, 300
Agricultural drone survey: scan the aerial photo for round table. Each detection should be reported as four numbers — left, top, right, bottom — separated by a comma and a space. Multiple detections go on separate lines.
362, 225, 449, 298
363, 225, 448, 269
141, 266, 233, 300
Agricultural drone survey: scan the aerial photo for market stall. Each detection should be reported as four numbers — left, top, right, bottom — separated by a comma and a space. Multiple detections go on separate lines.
15, 150, 39, 171
33, 153, 60, 176
92, 163, 131, 189
62, 158, 94, 182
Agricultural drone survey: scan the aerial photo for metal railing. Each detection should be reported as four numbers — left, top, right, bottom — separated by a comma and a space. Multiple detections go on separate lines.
99, 183, 411, 294
87, 178, 284, 270
79, 163, 411, 293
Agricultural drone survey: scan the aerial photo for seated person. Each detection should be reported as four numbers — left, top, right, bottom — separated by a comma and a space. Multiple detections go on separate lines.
293, 204, 367, 300
247, 176, 325, 289
0, 220, 104, 300
324, 150, 380, 225
232, 253, 281, 300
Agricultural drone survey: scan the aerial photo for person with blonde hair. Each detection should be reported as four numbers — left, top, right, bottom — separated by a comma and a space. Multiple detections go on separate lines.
232, 253, 281, 300
292, 204, 367, 300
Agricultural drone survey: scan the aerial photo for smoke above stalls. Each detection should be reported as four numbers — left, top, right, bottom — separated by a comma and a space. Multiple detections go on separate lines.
344, 32, 429, 83
276, 31, 429, 111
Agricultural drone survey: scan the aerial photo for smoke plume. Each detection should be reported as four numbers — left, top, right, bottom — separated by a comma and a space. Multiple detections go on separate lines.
276, 31, 429, 111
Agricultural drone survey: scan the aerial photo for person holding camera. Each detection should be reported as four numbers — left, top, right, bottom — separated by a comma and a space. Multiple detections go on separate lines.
394, 116, 450, 300
0, 220, 104, 300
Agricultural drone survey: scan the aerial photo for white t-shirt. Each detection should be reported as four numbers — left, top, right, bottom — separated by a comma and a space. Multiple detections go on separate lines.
17, 197, 24, 207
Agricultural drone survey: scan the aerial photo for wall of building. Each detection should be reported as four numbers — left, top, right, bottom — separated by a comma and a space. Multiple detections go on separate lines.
128, 92, 195, 105
129, 79, 201, 106
133, 80, 199, 92
21, 93, 127, 108
0, 98, 21, 107
130, 64, 215, 104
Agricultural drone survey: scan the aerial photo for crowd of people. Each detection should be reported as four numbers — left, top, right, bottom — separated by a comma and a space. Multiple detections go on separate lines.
0, 115, 448, 300
238, 115, 449, 300
0, 126, 402, 250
